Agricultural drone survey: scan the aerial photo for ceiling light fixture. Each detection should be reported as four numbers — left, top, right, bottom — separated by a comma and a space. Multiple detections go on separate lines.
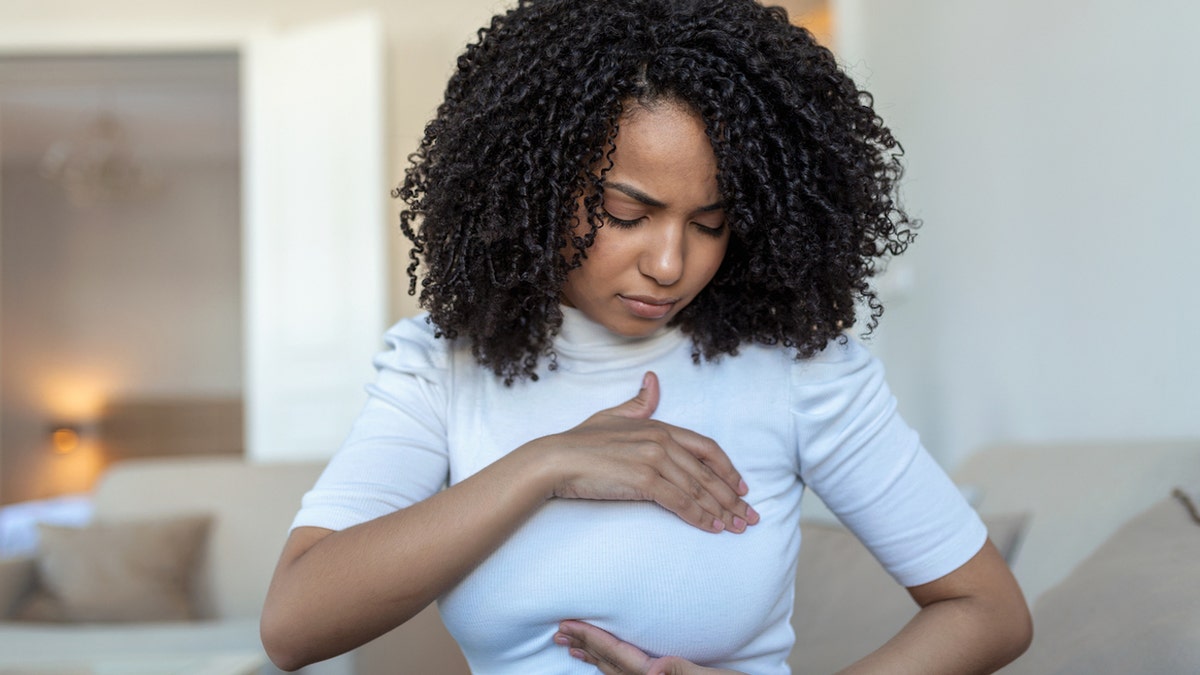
39, 111, 165, 208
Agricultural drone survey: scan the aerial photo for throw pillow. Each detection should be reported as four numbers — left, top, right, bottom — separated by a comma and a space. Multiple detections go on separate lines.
18, 514, 211, 622
788, 513, 1029, 674
1005, 494, 1200, 675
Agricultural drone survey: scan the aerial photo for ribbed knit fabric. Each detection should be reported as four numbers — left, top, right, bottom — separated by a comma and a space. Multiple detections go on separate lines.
292, 307, 986, 674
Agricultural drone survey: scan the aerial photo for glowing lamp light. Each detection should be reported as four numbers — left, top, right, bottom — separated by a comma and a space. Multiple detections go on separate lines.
49, 425, 84, 454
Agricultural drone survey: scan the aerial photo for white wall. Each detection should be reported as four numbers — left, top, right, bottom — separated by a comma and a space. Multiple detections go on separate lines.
838, 0, 1200, 467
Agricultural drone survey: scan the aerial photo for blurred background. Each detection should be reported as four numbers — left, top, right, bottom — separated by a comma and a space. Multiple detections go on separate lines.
0, 0, 1196, 506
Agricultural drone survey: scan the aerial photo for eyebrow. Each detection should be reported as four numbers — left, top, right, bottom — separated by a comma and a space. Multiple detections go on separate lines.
605, 181, 724, 212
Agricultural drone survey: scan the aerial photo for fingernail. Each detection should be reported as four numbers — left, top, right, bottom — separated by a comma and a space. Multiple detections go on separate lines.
570, 648, 587, 660
641, 372, 651, 390
554, 633, 569, 645
747, 506, 760, 524
712, 518, 725, 532
733, 516, 747, 531
737, 479, 749, 495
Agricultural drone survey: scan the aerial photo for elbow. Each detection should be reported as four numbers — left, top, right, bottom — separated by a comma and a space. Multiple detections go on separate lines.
1009, 601, 1035, 661
262, 650, 305, 674
260, 607, 315, 672
264, 652, 307, 673
991, 592, 1034, 669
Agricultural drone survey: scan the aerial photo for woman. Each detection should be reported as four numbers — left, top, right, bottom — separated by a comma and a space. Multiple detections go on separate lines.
261, 1, 1032, 673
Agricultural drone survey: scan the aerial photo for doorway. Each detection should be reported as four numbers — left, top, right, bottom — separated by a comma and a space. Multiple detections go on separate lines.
0, 52, 242, 503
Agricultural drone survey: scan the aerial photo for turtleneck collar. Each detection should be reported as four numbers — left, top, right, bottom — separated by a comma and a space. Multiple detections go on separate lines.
552, 305, 688, 371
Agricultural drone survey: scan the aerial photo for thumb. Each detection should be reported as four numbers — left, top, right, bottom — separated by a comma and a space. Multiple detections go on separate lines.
608, 371, 660, 420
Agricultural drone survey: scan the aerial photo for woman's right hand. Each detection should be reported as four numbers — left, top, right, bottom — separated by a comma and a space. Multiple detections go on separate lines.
525, 371, 759, 534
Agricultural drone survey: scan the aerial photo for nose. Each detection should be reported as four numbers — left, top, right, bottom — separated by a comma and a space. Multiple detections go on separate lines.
638, 223, 685, 286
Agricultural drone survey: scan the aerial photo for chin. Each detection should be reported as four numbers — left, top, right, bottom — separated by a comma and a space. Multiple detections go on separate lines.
602, 315, 673, 339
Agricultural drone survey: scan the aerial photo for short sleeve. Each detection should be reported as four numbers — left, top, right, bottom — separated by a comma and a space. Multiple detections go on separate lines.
290, 316, 452, 532
791, 337, 986, 587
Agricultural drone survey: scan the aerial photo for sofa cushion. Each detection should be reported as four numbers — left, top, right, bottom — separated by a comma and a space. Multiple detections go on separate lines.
18, 515, 210, 622
1005, 494, 1200, 675
91, 457, 325, 620
952, 441, 1200, 604
788, 513, 1028, 673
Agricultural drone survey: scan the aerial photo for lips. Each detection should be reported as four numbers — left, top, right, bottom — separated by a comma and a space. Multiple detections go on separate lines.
618, 294, 679, 320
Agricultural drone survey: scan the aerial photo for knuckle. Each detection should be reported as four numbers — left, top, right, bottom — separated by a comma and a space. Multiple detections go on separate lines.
693, 466, 731, 495
707, 479, 734, 501
632, 466, 658, 489
692, 432, 719, 453
694, 465, 721, 487
683, 502, 707, 524
646, 425, 673, 445
663, 490, 694, 517
636, 441, 667, 463
718, 492, 741, 510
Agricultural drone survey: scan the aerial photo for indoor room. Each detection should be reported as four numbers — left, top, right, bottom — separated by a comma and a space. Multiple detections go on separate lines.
0, 1, 1196, 673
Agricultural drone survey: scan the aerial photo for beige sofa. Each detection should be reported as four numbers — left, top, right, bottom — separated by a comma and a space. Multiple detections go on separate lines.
2, 441, 1196, 674
956, 441, 1200, 674
788, 440, 1200, 674
0, 457, 337, 673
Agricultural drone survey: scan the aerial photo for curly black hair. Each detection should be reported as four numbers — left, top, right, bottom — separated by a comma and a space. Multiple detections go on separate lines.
393, 0, 917, 384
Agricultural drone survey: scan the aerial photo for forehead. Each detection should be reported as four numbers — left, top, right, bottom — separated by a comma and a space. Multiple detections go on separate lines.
604, 102, 720, 204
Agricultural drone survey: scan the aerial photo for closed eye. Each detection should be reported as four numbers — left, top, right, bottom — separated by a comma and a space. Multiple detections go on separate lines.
693, 221, 726, 237
602, 210, 645, 228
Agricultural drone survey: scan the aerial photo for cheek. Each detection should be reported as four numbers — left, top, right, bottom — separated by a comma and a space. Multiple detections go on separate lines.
698, 239, 730, 281
560, 266, 593, 309
562, 248, 614, 302
580, 225, 639, 269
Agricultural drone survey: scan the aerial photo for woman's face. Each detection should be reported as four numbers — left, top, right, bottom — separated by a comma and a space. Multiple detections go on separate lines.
562, 102, 729, 338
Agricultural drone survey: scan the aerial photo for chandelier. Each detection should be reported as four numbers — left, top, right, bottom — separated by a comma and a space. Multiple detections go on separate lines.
39, 112, 165, 208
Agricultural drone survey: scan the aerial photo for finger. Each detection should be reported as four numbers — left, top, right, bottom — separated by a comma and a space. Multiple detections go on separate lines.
635, 457, 727, 533
658, 443, 753, 532
646, 656, 699, 675
556, 620, 652, 673
661, 424, 749, 499
605, 371, 660, 421
644, 425, 758, 527
600, 373, 749, 507
631, 435, 745, 532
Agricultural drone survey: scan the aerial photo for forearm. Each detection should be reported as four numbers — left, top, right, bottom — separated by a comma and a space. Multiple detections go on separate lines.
261, 442, 554, 670
837, 597, 1026, 674
836, 541, 1032, 675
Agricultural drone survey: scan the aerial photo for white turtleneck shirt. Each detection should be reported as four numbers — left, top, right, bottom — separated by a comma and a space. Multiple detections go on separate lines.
291, 307, 986, 674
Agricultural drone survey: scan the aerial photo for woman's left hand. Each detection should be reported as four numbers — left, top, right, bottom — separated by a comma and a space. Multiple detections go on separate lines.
554, 620, 746, 675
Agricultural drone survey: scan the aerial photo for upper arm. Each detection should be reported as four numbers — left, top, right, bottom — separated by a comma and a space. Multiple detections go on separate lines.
906, 538, 1032, 644
290, 319, 452, 533
793, 340, 988, 587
